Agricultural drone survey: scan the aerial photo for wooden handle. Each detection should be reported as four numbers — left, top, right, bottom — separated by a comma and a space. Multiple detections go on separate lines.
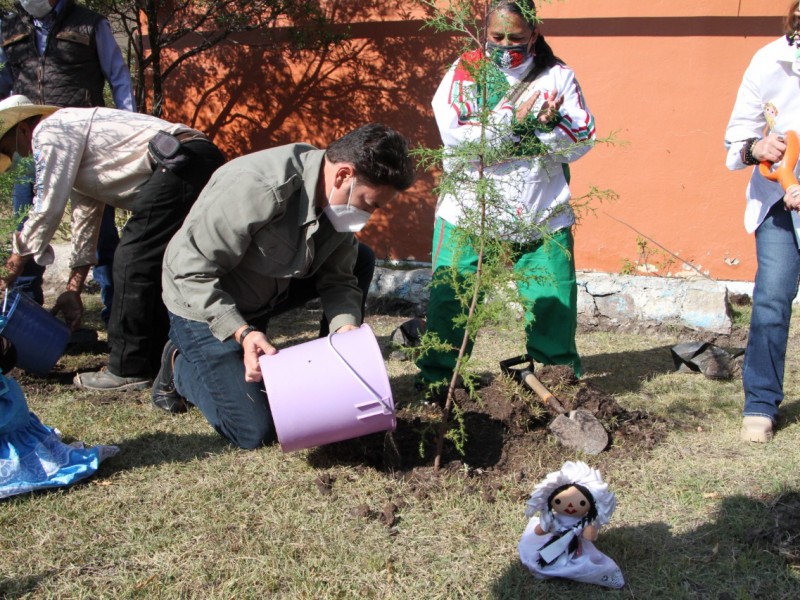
759, 130, 800, 191
523, 372, 566, 414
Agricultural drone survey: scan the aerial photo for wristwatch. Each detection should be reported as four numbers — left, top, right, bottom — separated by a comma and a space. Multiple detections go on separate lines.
238, 326, 257, 345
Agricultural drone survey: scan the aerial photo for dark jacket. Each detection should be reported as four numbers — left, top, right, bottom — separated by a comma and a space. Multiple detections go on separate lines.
1, 0, 106, 107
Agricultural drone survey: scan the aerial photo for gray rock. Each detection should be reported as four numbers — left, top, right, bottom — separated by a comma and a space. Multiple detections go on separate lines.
367, 267, 733, 334
547, 409, 609, 455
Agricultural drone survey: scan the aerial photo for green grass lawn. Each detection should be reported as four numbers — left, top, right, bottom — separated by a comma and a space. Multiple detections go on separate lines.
1, 297, 799, 598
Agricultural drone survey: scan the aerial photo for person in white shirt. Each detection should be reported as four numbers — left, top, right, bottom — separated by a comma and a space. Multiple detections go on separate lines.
0, 97, 225, 390
724, 1, 800, 443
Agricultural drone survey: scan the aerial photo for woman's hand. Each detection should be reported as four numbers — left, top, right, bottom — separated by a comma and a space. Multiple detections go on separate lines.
535, 89, 564, 125
517, 89, 563, 124
785, 184, 800, 211
241, 331, 277, 383
753, 133, 787, 164
516, 90, 541, 121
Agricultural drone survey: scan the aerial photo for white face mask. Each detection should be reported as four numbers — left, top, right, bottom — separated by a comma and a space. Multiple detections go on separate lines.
323, 178, 372, 233
20, 0, 54, 18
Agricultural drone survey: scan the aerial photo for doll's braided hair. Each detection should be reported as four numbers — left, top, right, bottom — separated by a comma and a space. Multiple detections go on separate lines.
546, 482, 599, 525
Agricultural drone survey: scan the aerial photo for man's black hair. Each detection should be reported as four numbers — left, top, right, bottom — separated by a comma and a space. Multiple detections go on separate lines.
326, 123, 416, 191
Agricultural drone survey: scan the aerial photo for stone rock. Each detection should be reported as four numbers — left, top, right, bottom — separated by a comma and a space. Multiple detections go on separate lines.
547, 409, 609, 455
367, 267, 431, 315
576, 271, 732, 335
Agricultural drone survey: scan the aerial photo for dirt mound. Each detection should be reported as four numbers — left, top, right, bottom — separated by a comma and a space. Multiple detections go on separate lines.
308, 366, 670, 481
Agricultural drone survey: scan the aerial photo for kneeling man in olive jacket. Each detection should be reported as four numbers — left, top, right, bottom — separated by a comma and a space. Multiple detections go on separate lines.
156, 123, 415, 449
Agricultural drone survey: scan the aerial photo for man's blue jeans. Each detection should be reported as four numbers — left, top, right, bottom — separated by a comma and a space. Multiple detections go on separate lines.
93, 207, 120, 324
170, 312, 275, 449
743, 202, 800, 423
169, 242, 375, 449
11, 169, 45, 305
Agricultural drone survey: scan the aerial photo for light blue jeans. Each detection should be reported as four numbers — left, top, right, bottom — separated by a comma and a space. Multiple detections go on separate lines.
743, 202, 800, 423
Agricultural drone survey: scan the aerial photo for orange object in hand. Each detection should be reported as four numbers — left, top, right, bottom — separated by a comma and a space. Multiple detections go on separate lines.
759, 130, 800, 191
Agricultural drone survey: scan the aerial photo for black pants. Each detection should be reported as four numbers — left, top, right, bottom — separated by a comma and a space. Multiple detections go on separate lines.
259, 242, 376, 336
108, 139, 226, 377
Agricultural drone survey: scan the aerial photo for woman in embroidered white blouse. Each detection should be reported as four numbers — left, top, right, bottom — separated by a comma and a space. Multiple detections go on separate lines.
415, 0, 596, 395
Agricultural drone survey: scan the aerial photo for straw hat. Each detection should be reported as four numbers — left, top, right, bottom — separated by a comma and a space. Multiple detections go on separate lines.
0, 95, 59, 172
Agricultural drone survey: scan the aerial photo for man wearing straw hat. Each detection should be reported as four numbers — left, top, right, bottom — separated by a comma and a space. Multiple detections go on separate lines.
0, 95, 225, 389
155, 123, 415, 449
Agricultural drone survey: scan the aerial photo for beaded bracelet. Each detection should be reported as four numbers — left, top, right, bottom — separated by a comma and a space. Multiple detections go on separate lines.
740, 137, 761, 166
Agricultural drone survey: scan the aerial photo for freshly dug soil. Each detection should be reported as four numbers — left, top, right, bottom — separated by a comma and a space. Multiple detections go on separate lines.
308, 364, 671, 481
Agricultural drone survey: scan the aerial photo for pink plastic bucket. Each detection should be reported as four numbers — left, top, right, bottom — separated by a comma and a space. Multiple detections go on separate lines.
259, 324, 396, 452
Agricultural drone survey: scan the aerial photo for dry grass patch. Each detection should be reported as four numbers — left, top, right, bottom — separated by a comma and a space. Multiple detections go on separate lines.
1, 297, 799, 597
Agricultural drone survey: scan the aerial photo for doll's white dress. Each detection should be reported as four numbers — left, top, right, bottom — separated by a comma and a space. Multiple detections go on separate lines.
518, 513, 624, 589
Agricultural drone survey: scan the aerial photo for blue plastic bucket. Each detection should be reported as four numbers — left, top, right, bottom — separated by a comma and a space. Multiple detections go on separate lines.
0, 290, 71, 375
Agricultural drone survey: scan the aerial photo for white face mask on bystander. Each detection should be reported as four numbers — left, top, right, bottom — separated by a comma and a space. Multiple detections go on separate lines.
323, 178, 372, 232
20, 0, 54, 19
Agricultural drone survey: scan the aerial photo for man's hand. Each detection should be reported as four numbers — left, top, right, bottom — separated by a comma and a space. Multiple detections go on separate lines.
335, 324, 360, 334
235, 325, 277, 383
50, 266, 90, 331
785, 184, 800, 211
51, 290, 83, 331
1, 253, 29, 289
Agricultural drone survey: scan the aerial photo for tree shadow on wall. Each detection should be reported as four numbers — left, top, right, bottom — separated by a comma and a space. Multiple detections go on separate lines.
164, 0, 469, 262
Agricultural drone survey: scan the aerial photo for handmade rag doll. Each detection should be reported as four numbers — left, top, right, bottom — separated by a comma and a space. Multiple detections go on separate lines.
518, 460, 624, 589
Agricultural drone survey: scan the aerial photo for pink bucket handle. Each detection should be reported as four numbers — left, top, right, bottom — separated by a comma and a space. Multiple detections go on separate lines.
327, 330, 393, 415
354, 400, 392, 421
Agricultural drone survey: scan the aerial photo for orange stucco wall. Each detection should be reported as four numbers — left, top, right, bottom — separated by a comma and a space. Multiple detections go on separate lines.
159, 0, 790, 282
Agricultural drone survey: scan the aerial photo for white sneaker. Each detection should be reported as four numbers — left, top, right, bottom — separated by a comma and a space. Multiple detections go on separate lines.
741, 416, 774, 443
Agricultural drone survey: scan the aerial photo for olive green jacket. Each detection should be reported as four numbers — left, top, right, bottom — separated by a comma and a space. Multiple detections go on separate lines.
162, 144, 361, 341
